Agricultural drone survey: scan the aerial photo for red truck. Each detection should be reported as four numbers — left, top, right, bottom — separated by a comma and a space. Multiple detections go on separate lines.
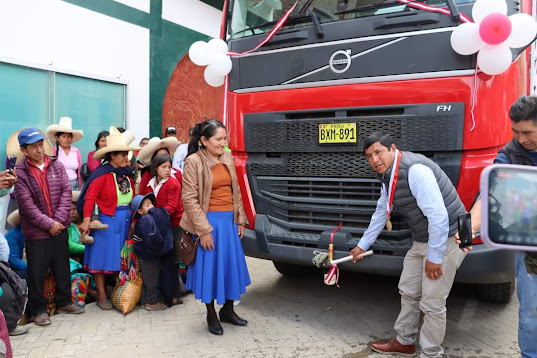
222, 0, 535, 302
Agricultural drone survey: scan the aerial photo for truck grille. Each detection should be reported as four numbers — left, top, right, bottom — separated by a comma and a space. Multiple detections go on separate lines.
254, 176, 409, 237
244, 102, 464, 251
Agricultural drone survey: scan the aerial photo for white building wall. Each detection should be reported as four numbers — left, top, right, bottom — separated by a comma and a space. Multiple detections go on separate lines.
162, 0, 223, 39
0, 0, 150, 141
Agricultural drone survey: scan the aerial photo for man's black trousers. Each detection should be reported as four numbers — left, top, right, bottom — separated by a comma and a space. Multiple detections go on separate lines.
25, 230, 72, 316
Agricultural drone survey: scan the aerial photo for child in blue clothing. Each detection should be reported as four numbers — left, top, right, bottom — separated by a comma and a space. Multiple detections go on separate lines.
5, 210, 26, 279
131, 194, 175, 311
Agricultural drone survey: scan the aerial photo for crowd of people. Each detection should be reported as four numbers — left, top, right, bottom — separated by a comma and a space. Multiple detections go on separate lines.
0, 118, 251, 340
1, 96, 536, 358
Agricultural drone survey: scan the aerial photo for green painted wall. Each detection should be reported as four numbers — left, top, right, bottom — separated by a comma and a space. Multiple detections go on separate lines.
0, 62, 125, 162
62, 0, 212, 137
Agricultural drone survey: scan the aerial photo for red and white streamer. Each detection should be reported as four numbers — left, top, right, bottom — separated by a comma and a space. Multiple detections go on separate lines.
396, 0, 472, 23
324, 265, 340, 288
227, 0, 299, 58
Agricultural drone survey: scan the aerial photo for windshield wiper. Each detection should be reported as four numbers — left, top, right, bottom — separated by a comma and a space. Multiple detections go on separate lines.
232, 11, 323, 37
445, 0, 460, 21
334, 0, 401, 16
335, 0, 460, 21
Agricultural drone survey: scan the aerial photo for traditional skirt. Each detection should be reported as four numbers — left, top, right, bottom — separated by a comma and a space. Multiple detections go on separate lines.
84, 205, 131, 273
186, 211, 251, 304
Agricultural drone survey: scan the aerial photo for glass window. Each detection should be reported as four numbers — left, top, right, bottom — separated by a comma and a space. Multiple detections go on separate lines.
229, 0, 476, 39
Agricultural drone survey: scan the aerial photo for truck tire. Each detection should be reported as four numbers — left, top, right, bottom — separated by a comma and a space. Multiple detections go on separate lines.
272, 261, 313, 276
475, 279, 515, 303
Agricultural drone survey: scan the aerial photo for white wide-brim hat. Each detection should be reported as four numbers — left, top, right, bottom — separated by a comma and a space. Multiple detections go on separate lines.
46, 117, 84, 143
72, 191, 80, 202
137, 136, 179, 166
7, 210, 20, 227
122, 130, 135, 145
6, 128, 55, 164
93, 126, 141, 160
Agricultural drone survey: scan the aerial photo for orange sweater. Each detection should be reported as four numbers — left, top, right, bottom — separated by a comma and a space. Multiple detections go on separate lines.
208, 163, 233, 212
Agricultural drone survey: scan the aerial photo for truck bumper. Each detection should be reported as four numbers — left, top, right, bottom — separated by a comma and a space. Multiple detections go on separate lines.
241, 217, 515, 285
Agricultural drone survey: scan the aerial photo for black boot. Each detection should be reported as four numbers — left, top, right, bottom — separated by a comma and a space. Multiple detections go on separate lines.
206, 302, 223, 335
219, 300, 248, 326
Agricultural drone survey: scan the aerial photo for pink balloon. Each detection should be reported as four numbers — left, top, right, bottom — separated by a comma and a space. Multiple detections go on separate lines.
479, 13, 512, 45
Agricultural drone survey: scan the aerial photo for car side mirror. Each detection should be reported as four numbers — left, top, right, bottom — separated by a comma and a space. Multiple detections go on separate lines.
481, 164, 537, 252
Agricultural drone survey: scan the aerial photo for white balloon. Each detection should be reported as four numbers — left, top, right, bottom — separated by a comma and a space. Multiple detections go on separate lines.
208, 39, 229, 56
451, 23, 483, 55
506, 13, 537, 48
472, 0, 507, 23
208, 54, 233, 76
189, 41, 211, 66
477, 44, 513, 75
204, 66, 226, 87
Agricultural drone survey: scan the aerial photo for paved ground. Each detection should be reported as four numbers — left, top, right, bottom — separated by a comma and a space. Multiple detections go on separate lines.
11, 257, 521, 358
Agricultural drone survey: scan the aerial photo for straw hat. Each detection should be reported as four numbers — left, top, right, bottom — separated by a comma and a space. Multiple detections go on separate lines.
93, 126, 141, 160
7, 210, 20, 227
122, 130, 135, 145
46, 117, 84, 143
137, 137, 179, 166
5, 128, 55, 164
72, 191, 80, 202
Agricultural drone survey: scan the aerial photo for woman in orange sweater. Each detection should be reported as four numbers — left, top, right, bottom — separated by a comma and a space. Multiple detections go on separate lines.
77, 127, 140, 310
180, 119, 250, 336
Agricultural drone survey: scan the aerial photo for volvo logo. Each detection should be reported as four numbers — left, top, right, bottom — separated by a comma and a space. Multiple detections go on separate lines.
329, 50, 352, 74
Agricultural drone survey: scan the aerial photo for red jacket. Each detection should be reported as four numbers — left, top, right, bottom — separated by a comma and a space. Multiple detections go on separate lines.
148, 175, 183, 227
139, 169, 182, 195
83, 173, 136, 218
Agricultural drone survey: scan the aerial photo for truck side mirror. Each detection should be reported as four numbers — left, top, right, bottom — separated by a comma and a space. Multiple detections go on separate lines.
481, 164, 537, 252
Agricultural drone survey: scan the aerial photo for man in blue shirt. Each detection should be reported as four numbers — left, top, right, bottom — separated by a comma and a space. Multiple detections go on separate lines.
459, 95, 537, 358
351, 132, 466, 358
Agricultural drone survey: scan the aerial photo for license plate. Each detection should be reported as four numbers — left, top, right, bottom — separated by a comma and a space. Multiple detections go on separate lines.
318, 123, 357, 144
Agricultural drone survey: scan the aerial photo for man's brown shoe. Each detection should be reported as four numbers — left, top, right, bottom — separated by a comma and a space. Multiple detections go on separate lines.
370, 338, 416, 357
57, 303, 85, 314
33, 312, 51, 326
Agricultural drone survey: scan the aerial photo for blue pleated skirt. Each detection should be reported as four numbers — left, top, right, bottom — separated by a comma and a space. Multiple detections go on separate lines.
84, 205, 131, 272
186, 211, 251, 304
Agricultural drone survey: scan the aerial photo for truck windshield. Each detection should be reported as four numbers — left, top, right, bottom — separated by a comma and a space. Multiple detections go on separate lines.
229, 0, 475, 39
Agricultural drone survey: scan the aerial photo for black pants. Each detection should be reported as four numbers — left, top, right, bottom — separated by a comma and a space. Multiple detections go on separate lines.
25, 230, 71, 316
140, 257, 162, 305
141, 251, 177, 306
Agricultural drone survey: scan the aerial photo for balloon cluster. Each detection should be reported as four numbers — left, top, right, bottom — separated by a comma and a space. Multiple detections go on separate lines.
450, 0, 537, 75
189, 39, 232, 87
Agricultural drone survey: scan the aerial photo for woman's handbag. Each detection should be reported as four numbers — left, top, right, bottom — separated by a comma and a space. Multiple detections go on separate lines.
179, 231, 199, 266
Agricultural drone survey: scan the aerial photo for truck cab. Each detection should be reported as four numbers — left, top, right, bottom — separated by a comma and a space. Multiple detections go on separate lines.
224, 0, 535, 302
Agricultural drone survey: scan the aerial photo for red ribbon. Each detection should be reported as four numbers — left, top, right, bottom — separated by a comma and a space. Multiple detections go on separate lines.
395, 0, 472, 23
387, 151, 402, 221
330, 222, 343, 245
325, 265, 340, 288
227, 0, 299, 57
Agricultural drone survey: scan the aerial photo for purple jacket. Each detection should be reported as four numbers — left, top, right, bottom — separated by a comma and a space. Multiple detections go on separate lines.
14, 156, 71, 240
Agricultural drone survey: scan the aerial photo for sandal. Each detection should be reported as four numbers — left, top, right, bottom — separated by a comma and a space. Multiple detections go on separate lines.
97, 300, 113, 311
172, 298, 183, 306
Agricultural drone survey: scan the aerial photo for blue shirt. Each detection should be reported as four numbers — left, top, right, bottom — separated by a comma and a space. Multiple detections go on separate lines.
494, 151, 537, 165
5, 226, 26, 271
358, 162, 450, 264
